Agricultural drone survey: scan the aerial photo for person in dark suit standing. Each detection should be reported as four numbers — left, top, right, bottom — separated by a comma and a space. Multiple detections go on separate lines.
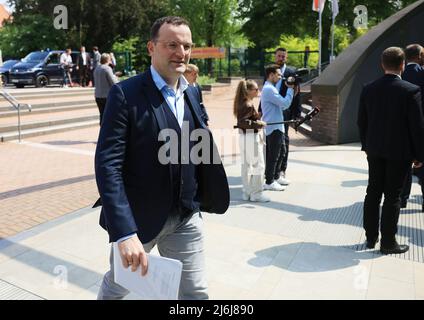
76, 46, 91, 87
184, 63, 210, 126
95, 16, 229, 300
399, 44, 424, 209
357, 47, 424, 254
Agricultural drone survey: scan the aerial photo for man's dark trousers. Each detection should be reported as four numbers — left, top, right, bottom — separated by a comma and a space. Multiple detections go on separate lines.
364, 155, 411, 246
281, 123, 290, 173
265, 130, 286, 184
79, 66, 88, 87
95, 98, 106, 125
400, 170, 412, 204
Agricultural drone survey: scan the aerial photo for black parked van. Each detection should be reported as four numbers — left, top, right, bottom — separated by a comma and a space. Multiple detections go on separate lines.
9, 50, 80, 88
0, 60, 20, 85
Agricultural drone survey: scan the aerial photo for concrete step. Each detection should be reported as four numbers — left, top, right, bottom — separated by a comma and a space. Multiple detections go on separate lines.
0, 103, 97, 118
1, 88, 95, 105
0, 96, 95, 110
2, 87, 94, 97
0, 92, 94, 105
0, 106, 98, 123
0, 99, 95, 111
0, 119, 99, 142
0, 114, 99, 134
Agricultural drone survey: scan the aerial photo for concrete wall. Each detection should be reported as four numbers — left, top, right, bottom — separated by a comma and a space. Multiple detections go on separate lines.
311, 0, 424, 144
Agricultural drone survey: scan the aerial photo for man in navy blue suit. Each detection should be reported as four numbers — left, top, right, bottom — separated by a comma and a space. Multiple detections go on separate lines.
95, 16, 229, 300
399, 44, 424, 209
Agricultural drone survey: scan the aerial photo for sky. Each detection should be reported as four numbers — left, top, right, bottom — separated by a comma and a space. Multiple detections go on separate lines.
0, 1, 12, 12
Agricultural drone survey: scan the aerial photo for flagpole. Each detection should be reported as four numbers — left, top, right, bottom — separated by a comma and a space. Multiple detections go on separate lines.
331, 12, 335, 62
318, 9, 322, 75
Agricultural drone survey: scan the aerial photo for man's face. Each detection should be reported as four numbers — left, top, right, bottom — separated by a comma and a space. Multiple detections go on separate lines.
270, 69, 282, 84
81, 47, 85, 53
275, 50, 288, 66
184, 70, 198, 84
148, 23, 192, 80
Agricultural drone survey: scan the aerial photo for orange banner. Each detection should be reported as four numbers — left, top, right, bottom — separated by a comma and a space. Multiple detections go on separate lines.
191, 47, 226, 59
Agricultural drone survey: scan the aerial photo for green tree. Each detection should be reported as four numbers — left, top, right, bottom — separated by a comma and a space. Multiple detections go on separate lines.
238, 0, 418, 63
7, 0, 170, 51
170, 0, 248, 74
0, 14, 63, 58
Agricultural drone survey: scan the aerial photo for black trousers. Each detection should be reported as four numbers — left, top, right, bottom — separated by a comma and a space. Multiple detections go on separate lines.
363, 155, 411, 246
265, 130, 285, 184
79, 66, 88, 87
96, 98, 107, 125
279, 123, 290, 174
400, 169, 412, 203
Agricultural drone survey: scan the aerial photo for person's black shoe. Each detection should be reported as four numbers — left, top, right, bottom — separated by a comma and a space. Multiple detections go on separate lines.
365, 237, 379, 249
400, 200, 407, 208
380, 242, 409, 254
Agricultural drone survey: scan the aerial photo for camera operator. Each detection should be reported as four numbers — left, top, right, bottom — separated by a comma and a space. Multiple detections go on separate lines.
261, 64, 295, 191
60, 48, 74, 88
274, 47, 302, 186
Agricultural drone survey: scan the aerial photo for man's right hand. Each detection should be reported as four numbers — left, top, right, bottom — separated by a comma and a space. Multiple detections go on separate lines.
118, 235, 148, 276
413, 160, 423, 169
286, 82, 295, 89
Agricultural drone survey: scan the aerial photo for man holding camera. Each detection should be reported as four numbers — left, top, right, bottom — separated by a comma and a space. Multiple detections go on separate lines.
261, 64, 295, 191
274, 47, 302, 185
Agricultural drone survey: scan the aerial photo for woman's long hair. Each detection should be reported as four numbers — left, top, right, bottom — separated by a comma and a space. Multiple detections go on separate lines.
233, 79, 258, 118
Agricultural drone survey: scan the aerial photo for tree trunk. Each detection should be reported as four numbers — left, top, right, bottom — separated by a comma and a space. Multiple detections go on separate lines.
206, 0, 214, 76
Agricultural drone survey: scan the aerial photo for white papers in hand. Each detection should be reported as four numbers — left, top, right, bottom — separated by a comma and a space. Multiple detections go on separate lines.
113, 243, 183, 300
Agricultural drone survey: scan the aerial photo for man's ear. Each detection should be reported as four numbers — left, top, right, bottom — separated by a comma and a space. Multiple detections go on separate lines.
147, 41, 154, 57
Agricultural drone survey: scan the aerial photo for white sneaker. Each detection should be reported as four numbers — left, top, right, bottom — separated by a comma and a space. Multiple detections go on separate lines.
264, 181, 286, 191
242, 192, 250, 201
276, 176, 291, 185
250, 192, 271, 202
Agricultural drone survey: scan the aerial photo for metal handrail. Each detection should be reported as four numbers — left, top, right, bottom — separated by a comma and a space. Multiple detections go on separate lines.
0, 88, 32, 143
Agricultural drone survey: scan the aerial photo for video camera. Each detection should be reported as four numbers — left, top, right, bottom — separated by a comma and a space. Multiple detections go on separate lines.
285, 75, 301, 86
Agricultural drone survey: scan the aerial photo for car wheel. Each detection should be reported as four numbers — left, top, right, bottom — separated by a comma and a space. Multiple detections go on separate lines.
35, 75, 48, 87
15, 84, 25, 88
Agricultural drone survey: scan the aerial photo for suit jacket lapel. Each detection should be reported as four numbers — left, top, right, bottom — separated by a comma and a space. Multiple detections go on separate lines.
185, 87, 207, 129
141, 69, 168, 132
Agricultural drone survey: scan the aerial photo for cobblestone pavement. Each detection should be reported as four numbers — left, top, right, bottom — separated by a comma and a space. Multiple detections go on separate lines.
0, 84, 321, 239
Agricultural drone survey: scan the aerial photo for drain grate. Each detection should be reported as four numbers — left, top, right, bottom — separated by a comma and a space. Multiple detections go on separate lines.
346, 201, 424, 263
0, 279, 44, 300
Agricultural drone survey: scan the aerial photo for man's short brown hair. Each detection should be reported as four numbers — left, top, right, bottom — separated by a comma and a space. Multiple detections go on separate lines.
150, 16, 190, 41
381, 47, 405, 71
265, 64, 281, 79
405, 44, 423, 62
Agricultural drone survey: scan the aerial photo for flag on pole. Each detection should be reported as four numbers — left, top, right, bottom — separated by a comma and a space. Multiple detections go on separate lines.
331, 0, 339, 18
312, 0, 326, 13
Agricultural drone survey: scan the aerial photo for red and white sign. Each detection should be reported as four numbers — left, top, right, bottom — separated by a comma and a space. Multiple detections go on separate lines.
190, 47, 226, 59
312, 0, 326, 13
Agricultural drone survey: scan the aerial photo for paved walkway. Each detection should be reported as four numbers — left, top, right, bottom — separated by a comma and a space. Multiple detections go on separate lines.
1, 86, 424, 300
1, 134, 424, 299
